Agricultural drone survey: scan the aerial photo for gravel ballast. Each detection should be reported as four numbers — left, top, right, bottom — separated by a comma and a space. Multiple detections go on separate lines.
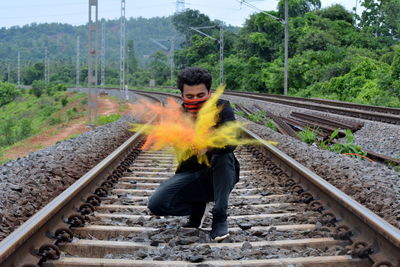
223, 94, 400, 159
0, 116, 136, 241
233, 113, 400, 229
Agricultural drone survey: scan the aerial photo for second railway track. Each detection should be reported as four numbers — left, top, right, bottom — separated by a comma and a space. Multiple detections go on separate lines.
1, 93, 400, 267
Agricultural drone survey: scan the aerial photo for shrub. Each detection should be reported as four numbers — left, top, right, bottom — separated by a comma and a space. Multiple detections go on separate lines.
0, 82, 20, 107
66, 108, 80, 121
31, 80, 46, 98
18, 119, 33, 139
49, 116, 63, 125
61, 97, 68, 107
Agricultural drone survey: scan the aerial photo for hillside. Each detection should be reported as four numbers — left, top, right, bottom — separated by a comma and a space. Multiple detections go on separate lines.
0, 16, 181, 66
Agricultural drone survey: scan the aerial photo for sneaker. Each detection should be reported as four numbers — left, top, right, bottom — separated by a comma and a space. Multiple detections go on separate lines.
210, 220, 229, 241
183, 202, 210, 229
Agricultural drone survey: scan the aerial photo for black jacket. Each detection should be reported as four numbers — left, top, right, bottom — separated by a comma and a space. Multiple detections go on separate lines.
176, 99, 240, 182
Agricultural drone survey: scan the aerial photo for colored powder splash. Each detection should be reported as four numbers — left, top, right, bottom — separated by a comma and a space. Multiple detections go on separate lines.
130, 85, 277, 166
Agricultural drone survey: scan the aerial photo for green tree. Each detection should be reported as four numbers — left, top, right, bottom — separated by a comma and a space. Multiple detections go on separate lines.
316, 4, 353, 23
277, 0, 321, 18
148, 51, 169, 85
31, 80, 46, 97
0, 82, 20, 107
360, 0, 400, 38
23, 62, 45, 85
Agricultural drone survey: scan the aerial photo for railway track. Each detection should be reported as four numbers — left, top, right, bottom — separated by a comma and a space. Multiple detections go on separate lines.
78, 87, 400, 125
224, 91, 400, 125
5, 91, 398, 266
226, 91, 400, 116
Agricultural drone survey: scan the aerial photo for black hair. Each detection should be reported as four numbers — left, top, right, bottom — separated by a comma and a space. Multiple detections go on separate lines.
177, 67, 212, 93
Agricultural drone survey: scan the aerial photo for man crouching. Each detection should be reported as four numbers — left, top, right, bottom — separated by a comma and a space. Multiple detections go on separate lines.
147, 67, 240, 241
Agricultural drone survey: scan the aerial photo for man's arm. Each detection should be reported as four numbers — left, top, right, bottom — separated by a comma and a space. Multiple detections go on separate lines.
208, 100, 238, 155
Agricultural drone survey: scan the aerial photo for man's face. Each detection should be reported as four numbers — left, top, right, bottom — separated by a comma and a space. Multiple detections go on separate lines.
182, 83, 208, 99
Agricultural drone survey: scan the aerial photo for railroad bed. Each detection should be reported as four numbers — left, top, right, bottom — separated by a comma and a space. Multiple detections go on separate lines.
43, 147, 368, 266
0, 126, 399, 266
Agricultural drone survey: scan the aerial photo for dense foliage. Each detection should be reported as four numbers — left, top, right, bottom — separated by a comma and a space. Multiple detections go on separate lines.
173, 1, 399, 107
0, 1, 399, 107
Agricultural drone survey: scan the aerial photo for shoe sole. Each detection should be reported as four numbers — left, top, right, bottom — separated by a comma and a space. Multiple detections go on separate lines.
212, 233, 229, 241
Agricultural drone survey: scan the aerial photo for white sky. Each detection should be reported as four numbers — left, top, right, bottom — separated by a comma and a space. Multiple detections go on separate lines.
0, 0, 359, 29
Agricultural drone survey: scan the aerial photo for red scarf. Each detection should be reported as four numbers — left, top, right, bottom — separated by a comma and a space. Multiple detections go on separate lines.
181, 92, 211, 114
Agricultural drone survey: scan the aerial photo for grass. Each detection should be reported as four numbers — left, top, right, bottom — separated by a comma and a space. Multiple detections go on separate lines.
0, 90, 87, 163
97, 114, 122, 126
296, 127, 318, 145
265, 119, 278, 131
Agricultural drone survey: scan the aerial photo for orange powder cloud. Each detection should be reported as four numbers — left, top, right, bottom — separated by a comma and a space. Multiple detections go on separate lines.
130, 86, 277, 166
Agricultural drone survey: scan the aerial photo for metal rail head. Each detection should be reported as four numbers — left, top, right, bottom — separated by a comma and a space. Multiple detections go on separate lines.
241, 127, 400, 265
0, 117, 156, 266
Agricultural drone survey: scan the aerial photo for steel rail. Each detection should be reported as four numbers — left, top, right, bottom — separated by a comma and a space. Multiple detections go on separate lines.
0, 119, 156, 266
225, 91, 400, 125
241, 127, 400, 265
227, 90, 400, 116
109, 89, 400, 263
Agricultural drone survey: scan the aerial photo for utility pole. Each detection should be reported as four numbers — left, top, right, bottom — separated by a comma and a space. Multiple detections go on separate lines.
44, 47, 49, 84
101, 21, 106, 88
237, 0, 289, 95
120, 0, 128, 100
189, 25, 224, 85
176, 0, 185, 13
76, 36, 80, 88
88, 0, 99, 127
17, 52, 21, 86
284, 0, 288, 95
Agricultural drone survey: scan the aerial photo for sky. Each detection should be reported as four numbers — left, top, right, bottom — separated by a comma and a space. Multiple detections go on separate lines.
0, 0, 360, 29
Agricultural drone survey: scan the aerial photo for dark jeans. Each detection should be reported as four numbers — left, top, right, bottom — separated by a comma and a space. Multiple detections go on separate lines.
148, 153, 238, 222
